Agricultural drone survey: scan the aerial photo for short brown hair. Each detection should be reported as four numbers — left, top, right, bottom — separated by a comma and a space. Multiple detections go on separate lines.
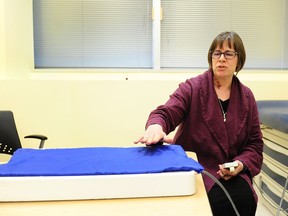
208, 31, 246, 72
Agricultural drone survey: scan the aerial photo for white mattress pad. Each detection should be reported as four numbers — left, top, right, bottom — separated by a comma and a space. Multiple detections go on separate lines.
0, 171, 196, 202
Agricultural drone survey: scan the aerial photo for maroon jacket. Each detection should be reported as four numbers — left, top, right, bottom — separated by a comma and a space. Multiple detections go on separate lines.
146, 69, 263, 201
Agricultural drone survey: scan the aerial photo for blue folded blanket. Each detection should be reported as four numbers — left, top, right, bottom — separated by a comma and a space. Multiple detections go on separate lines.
0, 145, 204, 177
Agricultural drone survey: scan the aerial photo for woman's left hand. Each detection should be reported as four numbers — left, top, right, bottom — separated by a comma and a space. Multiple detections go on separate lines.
217, 160, 244, 180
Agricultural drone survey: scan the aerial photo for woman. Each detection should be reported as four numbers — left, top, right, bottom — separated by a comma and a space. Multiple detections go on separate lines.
134, 31, 263, 216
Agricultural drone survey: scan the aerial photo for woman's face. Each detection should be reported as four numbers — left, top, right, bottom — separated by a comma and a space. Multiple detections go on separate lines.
212, 41, 238, 79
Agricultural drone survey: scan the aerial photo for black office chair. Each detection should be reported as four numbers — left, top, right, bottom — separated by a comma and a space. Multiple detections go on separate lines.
0, 110, 47, 155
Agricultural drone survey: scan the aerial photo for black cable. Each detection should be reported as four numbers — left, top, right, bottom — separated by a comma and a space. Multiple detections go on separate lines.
202, 170, 240, 216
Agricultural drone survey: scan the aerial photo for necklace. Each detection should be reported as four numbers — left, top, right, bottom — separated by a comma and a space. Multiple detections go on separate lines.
218, 98, 227, 122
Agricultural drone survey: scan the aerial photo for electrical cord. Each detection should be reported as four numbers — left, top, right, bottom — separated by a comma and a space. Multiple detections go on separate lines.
202, 170, 240, 216
253, 176, 288, 215
276, 176, 288, 216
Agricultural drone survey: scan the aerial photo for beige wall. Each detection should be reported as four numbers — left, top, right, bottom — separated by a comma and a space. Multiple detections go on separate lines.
1, 0, 287, 152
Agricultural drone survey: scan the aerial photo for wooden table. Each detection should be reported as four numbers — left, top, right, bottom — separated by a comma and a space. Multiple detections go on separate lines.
0, 152, 212, 216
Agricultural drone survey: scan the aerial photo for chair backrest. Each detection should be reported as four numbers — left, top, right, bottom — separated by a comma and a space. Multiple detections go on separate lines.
0, 111, 22, 155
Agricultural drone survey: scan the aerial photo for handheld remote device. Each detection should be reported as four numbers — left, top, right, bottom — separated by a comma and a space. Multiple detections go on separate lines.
223, 161, 238, 172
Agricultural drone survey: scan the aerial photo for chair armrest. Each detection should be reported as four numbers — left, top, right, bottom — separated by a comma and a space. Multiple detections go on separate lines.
24, 134, 48, 149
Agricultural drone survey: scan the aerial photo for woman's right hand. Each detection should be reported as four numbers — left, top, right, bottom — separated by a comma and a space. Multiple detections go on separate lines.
134, 124, 167, 146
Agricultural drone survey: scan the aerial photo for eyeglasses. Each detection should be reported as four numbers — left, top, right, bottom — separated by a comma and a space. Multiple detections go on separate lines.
210, 50, 238, 60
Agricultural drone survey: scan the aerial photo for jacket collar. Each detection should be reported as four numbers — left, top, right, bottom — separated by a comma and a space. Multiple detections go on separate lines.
199, 69, 249, 157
